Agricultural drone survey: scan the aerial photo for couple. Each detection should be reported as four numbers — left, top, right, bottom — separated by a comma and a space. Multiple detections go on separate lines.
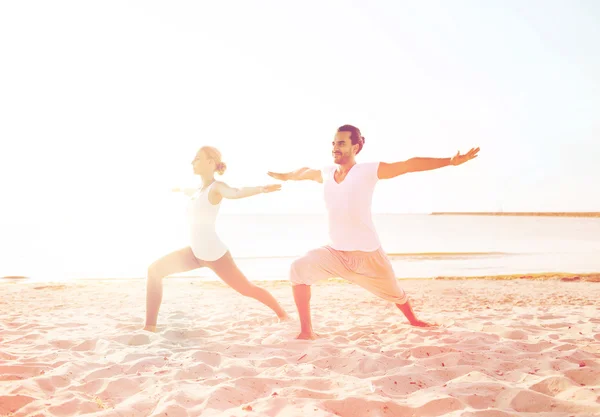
144, 125, 479, 339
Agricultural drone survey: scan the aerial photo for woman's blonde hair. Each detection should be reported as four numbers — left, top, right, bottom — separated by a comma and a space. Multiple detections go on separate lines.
200, 146, 227, 175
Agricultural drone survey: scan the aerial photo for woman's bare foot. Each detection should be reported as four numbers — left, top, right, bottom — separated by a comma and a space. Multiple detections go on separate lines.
278, 314, 291, 322
296, 331, 318, 340
409, 319, 437, 327
143, 325, 157, 332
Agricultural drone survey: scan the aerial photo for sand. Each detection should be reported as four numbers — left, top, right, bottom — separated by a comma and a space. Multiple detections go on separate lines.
1, 277, 599, 417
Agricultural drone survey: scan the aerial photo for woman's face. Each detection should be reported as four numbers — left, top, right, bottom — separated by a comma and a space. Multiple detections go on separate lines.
191, 150, 214, 175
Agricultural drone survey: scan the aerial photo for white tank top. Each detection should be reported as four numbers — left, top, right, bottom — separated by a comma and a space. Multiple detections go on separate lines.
186, 181, 228, 261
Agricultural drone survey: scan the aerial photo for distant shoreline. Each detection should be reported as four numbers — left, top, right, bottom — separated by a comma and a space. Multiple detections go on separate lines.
430, 212, 600, 218
4, 271, 600, 284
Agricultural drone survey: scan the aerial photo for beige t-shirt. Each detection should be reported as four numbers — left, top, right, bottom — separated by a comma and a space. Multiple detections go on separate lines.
321, 162, 381, 252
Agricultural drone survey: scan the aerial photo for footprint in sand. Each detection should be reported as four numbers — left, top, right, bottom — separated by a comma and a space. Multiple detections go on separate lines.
190, 350, 222, 367
162, 329, 187, 341
168, 311, 187, 320
182, 328, 211, 338
126, 334, 151, 346
115, 323, 144, 331
71, 339, 98, 352
260, 331, 293, 345
434, 317, 455, 328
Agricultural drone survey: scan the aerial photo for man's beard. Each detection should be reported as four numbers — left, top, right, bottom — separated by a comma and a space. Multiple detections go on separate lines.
333, 152, 347, 163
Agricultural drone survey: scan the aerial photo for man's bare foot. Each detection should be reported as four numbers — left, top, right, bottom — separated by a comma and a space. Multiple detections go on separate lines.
143, 325, 157, 332
296, 331, 318, 340
409, 319, 437, 327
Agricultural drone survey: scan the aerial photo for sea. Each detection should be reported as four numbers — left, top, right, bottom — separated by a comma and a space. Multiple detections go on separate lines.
1, 210, 599, 282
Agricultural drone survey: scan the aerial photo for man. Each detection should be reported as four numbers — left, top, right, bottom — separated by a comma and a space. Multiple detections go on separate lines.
268, 125, 479, 339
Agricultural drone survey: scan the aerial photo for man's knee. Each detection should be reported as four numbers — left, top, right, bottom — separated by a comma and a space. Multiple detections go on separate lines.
362, 278, 408, 305
289, 256, 313, 285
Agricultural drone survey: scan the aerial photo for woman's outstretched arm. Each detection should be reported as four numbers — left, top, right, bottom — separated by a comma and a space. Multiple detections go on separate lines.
171, 187, 197, 197
213, 181, 281, 200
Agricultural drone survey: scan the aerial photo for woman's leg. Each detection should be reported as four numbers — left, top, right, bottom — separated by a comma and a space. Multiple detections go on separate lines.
145, 246, 203, 331
208, 252, 288, 320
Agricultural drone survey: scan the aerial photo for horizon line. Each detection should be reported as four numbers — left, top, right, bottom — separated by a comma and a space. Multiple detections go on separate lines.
217, 211, 600, 216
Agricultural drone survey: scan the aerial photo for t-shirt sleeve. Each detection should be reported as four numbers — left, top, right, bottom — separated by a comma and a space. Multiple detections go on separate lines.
320, 165, 334, 179
361, 161, 380, 184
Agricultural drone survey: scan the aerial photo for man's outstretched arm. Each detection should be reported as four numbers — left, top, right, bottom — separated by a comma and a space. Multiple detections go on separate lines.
267, 167, 323, 183
377, 147, 480, 180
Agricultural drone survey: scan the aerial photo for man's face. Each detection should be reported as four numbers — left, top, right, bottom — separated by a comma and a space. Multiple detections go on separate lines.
331, 131, 357, 164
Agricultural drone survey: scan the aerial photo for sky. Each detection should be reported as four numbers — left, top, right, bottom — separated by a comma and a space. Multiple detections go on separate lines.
1, 0, 598, 278
1, 0, 599, 219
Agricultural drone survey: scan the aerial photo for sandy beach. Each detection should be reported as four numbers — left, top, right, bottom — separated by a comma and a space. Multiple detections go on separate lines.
1, 277, 600, 417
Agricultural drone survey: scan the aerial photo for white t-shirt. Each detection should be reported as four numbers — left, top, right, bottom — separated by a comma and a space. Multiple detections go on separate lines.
321, 162, 381, 252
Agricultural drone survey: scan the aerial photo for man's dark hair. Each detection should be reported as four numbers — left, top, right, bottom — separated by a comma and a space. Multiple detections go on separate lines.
337, 124, 366, 154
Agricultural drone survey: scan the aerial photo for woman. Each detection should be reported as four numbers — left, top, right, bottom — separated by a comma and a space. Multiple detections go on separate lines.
144, 146, 288, 331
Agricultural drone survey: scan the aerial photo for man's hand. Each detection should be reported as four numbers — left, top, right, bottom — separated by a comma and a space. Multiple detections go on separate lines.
378, 147, 481, 179
262, 184, 282, 193
267, 172, 290, 181
451, 147, 480, 166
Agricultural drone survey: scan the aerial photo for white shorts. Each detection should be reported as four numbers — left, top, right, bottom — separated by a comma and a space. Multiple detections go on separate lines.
190, 230, 228, 262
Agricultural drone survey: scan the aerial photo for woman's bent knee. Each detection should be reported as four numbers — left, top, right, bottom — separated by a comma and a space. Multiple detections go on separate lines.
147, 263, 164, 281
